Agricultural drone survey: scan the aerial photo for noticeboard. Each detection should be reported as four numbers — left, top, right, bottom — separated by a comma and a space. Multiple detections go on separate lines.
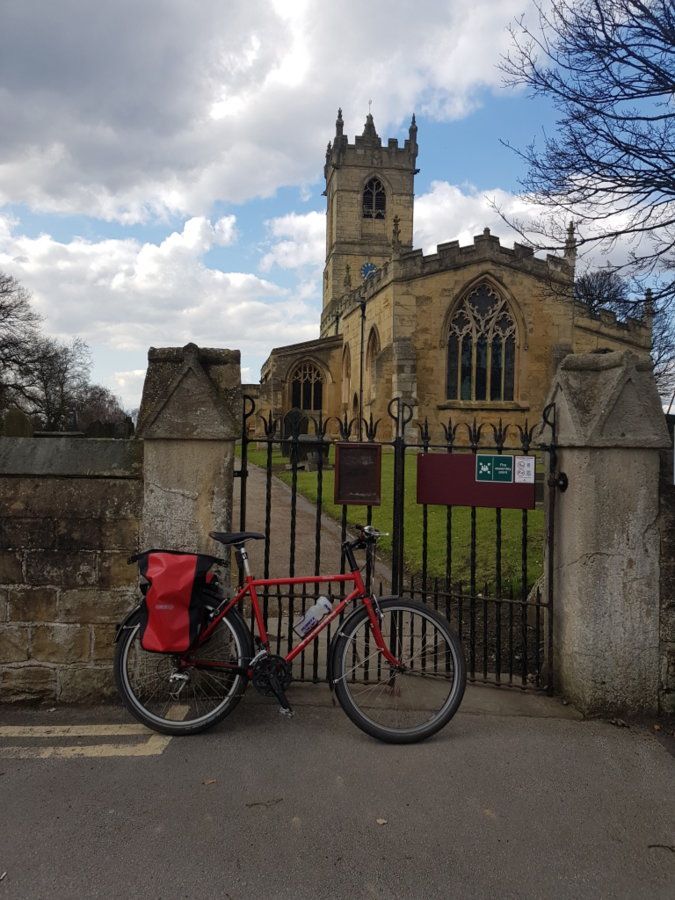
417, 453, 536, 509
334, 443, 382, 506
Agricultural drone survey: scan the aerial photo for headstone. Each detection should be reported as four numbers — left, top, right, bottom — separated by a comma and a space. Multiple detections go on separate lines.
3, 408, 34, 437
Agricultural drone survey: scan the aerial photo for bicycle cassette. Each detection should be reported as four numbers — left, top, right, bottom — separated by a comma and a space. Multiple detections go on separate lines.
251, 655, 293, 697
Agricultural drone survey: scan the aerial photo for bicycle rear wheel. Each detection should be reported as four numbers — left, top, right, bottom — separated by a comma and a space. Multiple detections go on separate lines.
333, 598, 466, 744
114, 608, 251, 735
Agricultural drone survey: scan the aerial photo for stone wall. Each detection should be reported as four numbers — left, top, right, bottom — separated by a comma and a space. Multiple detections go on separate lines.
0, 437, 142, 702
659, 438, 675, 713
0, 344, 242, 704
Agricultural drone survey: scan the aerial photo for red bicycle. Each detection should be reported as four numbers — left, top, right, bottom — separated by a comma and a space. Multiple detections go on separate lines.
114, 526, 466, 744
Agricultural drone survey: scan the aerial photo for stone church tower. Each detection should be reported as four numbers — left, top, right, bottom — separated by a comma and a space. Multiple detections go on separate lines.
320, 109, 418, 336
256, 111, 652, 439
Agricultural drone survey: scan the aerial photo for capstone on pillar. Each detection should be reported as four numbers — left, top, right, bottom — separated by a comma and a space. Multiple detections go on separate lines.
136, 343, 241, 555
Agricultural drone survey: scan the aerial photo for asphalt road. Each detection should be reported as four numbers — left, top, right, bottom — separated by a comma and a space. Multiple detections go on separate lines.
0, 688, 673, 900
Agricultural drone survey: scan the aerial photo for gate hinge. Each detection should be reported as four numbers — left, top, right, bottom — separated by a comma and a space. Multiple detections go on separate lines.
549, 472, 568, 492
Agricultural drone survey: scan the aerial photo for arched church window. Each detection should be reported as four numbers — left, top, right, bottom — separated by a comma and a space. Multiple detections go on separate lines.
364, 328, 380, 401
363, 178, 386, 219
446, 284, 516, 402
290, 361, 324, 411
341, 345, 351, 408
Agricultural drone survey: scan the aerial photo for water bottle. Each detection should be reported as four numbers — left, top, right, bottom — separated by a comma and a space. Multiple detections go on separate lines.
293, 595, 333, 637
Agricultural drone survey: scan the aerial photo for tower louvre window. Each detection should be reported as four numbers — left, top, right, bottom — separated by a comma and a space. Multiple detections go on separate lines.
363, 178, 386, 219
446, 284, 517, 402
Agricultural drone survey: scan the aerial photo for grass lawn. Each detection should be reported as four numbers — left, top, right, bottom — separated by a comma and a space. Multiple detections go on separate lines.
240, 443, 544, 591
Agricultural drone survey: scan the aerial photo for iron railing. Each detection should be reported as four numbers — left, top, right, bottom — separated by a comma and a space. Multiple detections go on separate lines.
237, 396, 555, 692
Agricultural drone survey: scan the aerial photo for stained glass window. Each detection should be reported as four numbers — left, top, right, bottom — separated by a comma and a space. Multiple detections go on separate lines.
446, 284, 517, 401
363, 178, 386, 219
291, 361, 324, 411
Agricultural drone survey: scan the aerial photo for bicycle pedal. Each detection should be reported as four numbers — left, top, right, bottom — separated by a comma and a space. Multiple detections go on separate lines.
278, 706, 294, 719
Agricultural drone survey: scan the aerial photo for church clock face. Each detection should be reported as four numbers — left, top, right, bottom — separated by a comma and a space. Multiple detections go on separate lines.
360, 261, 377, 279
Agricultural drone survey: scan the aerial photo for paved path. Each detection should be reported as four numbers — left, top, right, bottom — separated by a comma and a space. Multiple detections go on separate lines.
0, 690, 672, 899
233, 462, 391, 587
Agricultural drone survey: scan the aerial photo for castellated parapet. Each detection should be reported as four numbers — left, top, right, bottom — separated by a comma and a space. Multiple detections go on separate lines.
325, 109, 418, 178
322, 227, 575, 335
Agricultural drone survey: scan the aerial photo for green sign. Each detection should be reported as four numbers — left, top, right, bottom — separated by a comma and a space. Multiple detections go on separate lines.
476, 454, 514, 483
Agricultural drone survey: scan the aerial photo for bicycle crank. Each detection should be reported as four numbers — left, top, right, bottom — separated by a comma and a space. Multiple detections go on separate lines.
251, 655, 294, 716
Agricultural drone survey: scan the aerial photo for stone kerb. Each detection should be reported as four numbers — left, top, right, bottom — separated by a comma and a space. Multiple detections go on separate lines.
136, 343, 241, 554
541, 349, 671, 715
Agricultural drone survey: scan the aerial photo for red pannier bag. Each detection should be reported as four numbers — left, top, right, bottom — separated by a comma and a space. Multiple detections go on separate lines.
134, 551, 218, 653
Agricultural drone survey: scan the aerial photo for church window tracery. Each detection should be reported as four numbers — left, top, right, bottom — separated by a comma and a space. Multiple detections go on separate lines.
290, 361, 324, 411
362, 178, 386, 219
446, 284, 516, 402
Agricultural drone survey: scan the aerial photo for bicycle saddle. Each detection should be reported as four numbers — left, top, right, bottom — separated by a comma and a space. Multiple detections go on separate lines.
209, 531, 265, 546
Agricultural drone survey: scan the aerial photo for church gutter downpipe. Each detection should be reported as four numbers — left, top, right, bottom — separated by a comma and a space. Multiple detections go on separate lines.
359, 298, 366, 441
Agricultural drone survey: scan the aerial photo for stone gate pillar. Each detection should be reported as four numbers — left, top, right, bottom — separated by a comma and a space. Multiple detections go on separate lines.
541, 350, 671, 714
136, 344, 241, 554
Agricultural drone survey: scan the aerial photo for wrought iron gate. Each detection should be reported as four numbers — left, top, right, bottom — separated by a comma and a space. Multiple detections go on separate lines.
236, 396, 558, 693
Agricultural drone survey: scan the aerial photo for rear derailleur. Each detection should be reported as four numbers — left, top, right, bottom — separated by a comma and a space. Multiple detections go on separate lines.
251, 654, 294, 717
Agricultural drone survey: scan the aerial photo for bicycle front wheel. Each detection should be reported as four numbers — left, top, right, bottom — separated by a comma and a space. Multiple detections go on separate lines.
333, 599, 466, 744
114, 608, 251, 736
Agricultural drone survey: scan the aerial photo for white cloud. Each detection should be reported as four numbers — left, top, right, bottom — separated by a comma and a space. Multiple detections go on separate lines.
414, 181, 539, 252
113, 369, 146, 410
0, 215, 319, 373
0, 0, 530, 222
413, 180, 642, 274
260, 211, 325, 271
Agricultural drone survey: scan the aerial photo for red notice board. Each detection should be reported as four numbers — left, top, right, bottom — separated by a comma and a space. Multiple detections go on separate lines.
417, 454, 536, 510
334, 443, 382, 505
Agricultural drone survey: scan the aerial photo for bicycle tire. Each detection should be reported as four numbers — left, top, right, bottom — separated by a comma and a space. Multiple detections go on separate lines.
333, 598, 466, 744
114, 606, 251, 736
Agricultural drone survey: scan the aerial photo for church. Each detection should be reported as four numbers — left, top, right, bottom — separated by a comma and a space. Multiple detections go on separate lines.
254, 111, 651, 439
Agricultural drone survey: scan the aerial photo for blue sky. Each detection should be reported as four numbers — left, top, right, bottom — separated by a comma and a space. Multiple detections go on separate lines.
0, 0, 564, 409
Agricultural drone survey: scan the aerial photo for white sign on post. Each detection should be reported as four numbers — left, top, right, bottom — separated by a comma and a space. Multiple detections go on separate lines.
514, 455, 536, 484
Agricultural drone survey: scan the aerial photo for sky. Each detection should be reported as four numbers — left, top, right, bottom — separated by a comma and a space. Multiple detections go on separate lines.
0, 0, 567, 410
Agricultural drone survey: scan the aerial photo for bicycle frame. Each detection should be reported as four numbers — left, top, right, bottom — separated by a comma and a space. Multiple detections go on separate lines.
187, 565, 401, 673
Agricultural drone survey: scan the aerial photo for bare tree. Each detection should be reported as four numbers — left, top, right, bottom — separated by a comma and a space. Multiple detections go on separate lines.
0, 271, 131, 429
20, 337, 91, 431
649, 302, 675, 397
575, 269, 674, 393
0, 272, 41, 412
574, 269, 630, 316
501, 0, 675, 308
73, 384, 128, 430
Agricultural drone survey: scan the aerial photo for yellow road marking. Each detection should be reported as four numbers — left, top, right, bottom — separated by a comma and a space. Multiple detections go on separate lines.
0, 725, 150, 738
0, 709, 189, 758
0, 735, 170, 759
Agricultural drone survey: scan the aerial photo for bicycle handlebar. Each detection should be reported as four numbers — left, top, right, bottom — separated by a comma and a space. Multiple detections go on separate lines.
344, 524, 388, 550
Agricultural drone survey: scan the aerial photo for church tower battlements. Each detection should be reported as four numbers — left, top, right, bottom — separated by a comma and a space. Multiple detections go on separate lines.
321, 109, 418, 335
